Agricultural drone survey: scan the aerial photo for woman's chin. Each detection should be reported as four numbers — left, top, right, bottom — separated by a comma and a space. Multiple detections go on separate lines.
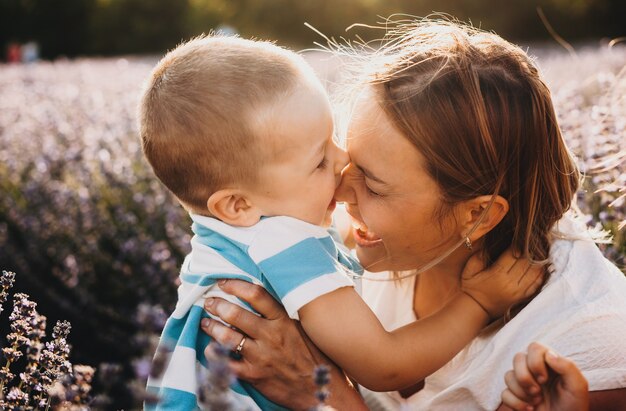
355, 246, 389, 272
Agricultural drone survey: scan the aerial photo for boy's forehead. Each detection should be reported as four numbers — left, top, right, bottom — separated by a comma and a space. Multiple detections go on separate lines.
255, 82, 332, 160
260, 125, 325, 164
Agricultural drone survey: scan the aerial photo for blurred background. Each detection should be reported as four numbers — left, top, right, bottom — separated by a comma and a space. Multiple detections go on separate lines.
0, 0, 624, 409
1, 0, 626, 59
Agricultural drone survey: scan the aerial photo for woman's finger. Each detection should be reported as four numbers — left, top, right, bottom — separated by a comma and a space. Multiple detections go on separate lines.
218, 279, 286, 320
201, 317, 257, 356
227, 358, 262, 383
204, 297, 264, 339
513, 352, 542, 397
501, 388, 534, 411
526, 342, 550, 384
504, 370, 538, 404
204, 343, 260, 382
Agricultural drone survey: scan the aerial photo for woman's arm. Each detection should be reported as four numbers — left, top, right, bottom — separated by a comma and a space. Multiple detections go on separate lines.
201, 280, 368, 410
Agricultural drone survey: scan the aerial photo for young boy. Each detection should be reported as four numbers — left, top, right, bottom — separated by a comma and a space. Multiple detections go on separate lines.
138, 35, 539, 410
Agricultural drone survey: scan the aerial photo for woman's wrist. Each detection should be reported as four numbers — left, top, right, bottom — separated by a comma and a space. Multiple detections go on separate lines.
324, 370, 368, 410
285, 367, 364, 411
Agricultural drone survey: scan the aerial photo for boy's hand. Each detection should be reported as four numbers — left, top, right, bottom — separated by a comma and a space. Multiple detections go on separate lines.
460, 249, 543, 318
501, 342, 589, 411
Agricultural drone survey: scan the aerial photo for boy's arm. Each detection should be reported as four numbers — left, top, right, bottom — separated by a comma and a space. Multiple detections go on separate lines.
299, 251, 544, 392
460, 250, 544, 320
298, 286, 488, 391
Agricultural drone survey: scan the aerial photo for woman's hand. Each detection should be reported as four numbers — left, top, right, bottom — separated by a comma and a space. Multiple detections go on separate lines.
500, 342, 589, 411
200, 279, 367, 410
460, 249, 544, 318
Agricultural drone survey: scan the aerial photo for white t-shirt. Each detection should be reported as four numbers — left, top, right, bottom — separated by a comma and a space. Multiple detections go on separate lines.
360, 215, 626, 411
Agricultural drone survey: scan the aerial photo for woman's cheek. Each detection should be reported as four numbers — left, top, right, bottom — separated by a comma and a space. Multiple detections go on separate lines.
358, 194, 383, 225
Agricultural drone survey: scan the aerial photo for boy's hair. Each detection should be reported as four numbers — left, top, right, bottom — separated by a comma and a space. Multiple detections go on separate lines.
138, 35, 305, 214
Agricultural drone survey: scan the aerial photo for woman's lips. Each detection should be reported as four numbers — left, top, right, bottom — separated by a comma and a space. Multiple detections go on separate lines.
351, 218, 383, 248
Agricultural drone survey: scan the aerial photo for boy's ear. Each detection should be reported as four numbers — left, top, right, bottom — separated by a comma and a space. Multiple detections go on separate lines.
459, 195, 509, 242
207, 189, 262, 227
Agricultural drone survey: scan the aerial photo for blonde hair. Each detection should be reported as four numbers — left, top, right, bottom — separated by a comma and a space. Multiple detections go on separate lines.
138, 35, 306, 214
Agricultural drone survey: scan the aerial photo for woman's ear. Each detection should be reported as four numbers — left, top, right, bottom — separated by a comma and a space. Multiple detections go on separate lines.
460, 195, 509, 242
207, 189, 263, 227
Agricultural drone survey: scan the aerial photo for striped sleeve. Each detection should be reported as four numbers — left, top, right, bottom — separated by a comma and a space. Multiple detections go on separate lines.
248, 217, 360, 320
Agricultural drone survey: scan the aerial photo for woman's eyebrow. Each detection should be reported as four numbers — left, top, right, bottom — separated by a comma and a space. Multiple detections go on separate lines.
356, 164, 387, 185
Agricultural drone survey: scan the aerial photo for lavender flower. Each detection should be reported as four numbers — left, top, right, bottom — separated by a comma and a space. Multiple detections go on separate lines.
0, 274, 92, 409
47, 364, 95, 409
197, 343, 242, 411
40, 322, 73, 389
0, 293, 39, 392
309, 365, 336, 411
0, 271, 16, 314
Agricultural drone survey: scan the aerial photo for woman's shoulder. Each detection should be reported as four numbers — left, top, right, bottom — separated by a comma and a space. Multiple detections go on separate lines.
548, 212, 626, 299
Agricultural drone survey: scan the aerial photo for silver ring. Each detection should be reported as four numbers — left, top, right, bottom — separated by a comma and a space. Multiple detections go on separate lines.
235, 336, 246, 355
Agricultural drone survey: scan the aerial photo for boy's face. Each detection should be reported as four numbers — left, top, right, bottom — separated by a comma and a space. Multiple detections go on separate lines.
251, 81, 349, 227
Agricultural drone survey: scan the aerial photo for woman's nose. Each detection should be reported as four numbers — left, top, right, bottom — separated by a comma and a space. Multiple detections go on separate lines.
334, 163, 357, 204
334, 147, 350, 176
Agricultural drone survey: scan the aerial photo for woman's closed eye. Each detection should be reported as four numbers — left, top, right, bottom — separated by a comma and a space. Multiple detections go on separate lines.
365, 184, 382, 197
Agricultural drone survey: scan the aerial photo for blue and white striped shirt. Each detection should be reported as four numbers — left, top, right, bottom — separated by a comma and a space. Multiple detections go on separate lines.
146, 214, 362, 410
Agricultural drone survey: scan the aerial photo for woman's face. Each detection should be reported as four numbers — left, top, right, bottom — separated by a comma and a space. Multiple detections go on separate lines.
335, 92, 462, 272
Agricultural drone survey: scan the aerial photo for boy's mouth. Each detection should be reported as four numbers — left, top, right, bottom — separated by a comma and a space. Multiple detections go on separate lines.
351, 218, 383, 248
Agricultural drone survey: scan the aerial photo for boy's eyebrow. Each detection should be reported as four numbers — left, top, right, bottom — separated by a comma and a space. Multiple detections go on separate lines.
313, 140, 326, 158
356, 164, 387, 185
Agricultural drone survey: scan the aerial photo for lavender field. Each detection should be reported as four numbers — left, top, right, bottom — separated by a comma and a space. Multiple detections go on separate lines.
0, 45, 624, 407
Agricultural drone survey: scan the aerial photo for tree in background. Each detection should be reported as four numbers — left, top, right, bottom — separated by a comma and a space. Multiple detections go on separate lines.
1, 0, 625, 60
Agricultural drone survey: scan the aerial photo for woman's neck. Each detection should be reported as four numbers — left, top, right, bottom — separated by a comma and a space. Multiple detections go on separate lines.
413, 245, 476, 318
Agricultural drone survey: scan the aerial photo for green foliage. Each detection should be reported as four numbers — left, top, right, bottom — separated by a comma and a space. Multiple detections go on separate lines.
1, 0, 625, 59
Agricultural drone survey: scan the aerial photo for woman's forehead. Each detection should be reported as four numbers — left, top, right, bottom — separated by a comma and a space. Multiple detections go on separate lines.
347, 103, 428, 179
346, 96, 405, 154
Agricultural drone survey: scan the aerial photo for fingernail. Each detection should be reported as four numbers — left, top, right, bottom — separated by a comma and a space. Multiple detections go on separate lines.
526, 406, 534, 411
546, 350, 559, 361
218, 279, 227, 286
201, 318, 211, 328
205, 298, 215, 308
529, 386, 539, 395
537, 375, 547, 384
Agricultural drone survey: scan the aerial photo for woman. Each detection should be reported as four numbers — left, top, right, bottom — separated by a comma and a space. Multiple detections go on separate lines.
200, 20, 626, 410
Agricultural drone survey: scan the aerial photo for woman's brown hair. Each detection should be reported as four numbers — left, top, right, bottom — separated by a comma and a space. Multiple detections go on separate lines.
365, 20, 580, 270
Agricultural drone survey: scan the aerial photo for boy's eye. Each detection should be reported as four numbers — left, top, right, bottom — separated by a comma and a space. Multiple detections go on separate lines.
317, 158, 328, 169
